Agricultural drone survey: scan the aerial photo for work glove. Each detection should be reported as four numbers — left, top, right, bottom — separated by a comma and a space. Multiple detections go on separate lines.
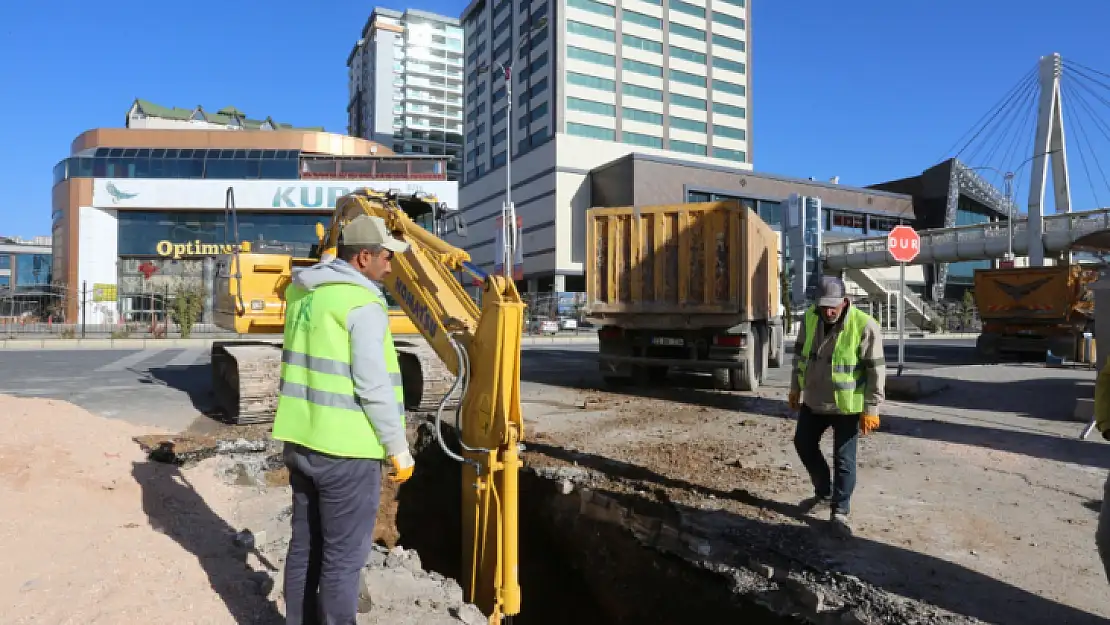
787, 390, 801, 411
388, 450, 415, 484
860, 413, 880, 435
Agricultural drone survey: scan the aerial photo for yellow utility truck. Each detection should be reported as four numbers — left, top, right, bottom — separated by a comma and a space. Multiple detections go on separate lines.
585, 200, 785, 391
973, 264, 1098, 360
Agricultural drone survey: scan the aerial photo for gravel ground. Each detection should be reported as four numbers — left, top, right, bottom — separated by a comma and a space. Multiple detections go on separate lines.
518, 362, 1110, 625
0, 394, 486, 625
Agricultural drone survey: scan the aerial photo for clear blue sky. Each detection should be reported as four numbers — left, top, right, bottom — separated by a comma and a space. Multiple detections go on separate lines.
1, 0, 1108, 239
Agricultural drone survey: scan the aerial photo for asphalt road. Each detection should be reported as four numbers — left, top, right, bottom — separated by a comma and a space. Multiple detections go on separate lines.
0, 338, 978, 431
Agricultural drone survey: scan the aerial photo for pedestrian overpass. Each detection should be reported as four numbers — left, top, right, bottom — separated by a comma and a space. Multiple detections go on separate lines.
822, 207, 1110, 270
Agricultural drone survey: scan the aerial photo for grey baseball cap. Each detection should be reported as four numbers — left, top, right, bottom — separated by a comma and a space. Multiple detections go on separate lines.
816, 276, 848, 308
340, 214, 409, 254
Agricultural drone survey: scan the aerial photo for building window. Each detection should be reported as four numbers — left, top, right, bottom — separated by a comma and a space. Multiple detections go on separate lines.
713, 102, 746, 118
567, 0, 615, 18
672, 93, 707, 111
567, 97, 616, 117
623, 33, 663, 53
830, 211, 866, 234
623, 83, 663, 102
672, 117, 707, 133
712, 147, 745, 162
670, 139, 706, 156
712, 57, 746, 74
712, 33, 745, 53
671, 68, 707, 88
567, 122, 615, 141
712, 11, 745, 29
624, 108, 663, 125
623, 9, 662, 29
670, 23, 706, 42
713, 124, 745, 140
567, 20, 615, 42
869, 215, 901, 234
623, 58, 663, 78
622, 131, 663, 148
671, 0, 705, 18
670, 45, 706, 64
568, 72, 616, 92
567, 45, 615, 67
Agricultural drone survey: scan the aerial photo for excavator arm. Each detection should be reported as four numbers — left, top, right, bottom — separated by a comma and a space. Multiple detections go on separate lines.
326, 189, 525, 622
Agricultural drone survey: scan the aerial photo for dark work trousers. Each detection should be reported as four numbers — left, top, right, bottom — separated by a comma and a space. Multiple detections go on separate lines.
792, 404, 860, 515
282, 442, 382, 625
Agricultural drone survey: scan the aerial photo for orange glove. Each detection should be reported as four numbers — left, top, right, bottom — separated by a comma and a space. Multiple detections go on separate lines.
860, 413, 880, 435
788, 390, 801, 411
388, 450, 415, 484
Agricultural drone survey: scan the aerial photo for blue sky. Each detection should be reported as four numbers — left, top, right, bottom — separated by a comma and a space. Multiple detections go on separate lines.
0, 0, 1108, 239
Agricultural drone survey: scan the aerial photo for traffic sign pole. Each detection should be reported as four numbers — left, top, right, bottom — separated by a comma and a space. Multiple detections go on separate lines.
886, 225, 921, 377
899, 261, 905, 374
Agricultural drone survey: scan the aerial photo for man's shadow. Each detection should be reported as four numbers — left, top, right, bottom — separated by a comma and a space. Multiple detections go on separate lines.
132, 449, 284, 625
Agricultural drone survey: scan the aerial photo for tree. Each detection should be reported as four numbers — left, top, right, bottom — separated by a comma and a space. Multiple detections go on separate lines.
960, 290, 977, 329
170, 281, 207, 338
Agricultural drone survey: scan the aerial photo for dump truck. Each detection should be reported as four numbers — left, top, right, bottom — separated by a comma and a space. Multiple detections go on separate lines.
973, 263, 1099, 361
585, 200, 785, 391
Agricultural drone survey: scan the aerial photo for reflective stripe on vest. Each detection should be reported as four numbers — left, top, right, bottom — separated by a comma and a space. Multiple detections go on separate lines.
272, 280, 406, 459
796, 305, 869, 414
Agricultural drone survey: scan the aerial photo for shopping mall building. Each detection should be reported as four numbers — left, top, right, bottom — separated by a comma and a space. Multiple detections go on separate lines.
51, 101, 456, 324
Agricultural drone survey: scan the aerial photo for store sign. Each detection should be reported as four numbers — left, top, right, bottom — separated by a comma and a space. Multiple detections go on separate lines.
155, 240, 236, 259
91, 178, 459, 211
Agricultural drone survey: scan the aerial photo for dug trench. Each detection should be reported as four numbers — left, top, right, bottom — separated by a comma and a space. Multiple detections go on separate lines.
146, 417, 977, 625
381, 421, 806, 625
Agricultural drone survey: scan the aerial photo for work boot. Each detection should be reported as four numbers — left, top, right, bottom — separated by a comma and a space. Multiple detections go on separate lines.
829, 510, 853, 538
797, 494, 831, 515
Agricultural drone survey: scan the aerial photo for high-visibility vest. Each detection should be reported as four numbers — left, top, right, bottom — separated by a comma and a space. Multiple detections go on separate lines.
796, 305, 870, 414
272, 281, 406, 459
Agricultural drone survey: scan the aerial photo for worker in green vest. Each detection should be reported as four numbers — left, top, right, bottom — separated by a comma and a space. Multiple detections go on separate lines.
272, 213, 414, 625
788, 276, 886, 537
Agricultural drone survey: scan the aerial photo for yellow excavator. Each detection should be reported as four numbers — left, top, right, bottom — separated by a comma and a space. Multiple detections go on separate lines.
208, 187, 525, 623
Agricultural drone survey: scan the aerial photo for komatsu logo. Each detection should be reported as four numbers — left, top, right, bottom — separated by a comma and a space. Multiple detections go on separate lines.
392, 279, 437, 338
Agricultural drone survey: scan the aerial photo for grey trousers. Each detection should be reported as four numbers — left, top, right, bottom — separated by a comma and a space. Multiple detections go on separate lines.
282, 442, 383, 625
1098, 472, 1110, 584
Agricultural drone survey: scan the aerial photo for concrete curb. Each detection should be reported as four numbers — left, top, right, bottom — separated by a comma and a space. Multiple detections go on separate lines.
0, 334, 599, 351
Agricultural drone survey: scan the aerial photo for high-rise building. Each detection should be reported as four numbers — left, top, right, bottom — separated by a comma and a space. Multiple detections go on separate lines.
454, 0, 752, 292
348, 8, 466, 180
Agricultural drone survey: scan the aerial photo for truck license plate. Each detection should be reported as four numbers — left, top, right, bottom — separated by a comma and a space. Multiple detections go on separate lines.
651, 337, 684, 346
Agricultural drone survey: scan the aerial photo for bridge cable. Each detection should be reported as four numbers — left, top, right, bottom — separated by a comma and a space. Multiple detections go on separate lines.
963, 75, 1039, 180
1061, 68, 1110, 205
935, 63, 1038, 163
950, 66, 1039, 162
1060, 80, 1105, 209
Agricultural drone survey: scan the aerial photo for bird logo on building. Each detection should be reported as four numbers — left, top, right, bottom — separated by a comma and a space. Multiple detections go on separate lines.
105, 182, 139, 204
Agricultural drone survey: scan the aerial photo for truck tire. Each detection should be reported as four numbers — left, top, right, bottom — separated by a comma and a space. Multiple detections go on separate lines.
731, 326, 768, 392
976, 333, 1000, 362
768, 324, 785, 368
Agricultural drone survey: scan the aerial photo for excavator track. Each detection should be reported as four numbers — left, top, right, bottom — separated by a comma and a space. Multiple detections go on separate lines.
211, 338, 460, 426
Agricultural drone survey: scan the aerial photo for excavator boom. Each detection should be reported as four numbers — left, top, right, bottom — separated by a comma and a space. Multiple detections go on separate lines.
326, 190, 524, 619
213, 188, 524, 622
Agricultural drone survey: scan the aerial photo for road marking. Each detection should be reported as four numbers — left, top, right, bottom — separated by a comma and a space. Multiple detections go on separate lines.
164, 348, 207, 367
95, 348, 169, 372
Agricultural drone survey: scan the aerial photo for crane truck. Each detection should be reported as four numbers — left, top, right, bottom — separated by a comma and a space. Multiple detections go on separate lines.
207, 188, 524, 623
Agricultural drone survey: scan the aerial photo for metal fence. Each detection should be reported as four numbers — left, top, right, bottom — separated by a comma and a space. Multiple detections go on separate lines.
0, 281, 227, 338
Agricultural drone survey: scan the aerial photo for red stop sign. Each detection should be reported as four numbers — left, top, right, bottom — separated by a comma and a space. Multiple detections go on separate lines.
887, 225, 920, 263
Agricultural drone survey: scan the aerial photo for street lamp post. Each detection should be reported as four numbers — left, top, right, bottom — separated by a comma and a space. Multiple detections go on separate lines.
966, 149, 1060, 265
477, 16, 547, 282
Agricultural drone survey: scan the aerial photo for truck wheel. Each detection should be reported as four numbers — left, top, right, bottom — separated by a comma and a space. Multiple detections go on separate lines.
731, 327, 766, 391
976, 333, 1000, 362
768, 324, 785, 368
713, 368, 731, 390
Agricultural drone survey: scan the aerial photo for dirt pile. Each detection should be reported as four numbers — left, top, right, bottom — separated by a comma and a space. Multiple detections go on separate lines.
0, 394, 283, 624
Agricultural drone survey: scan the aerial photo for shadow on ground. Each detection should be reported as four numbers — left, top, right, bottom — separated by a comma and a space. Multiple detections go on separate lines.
145, 363, 218, 416
525, 442, 1108, 625
132, 458, 283, 625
